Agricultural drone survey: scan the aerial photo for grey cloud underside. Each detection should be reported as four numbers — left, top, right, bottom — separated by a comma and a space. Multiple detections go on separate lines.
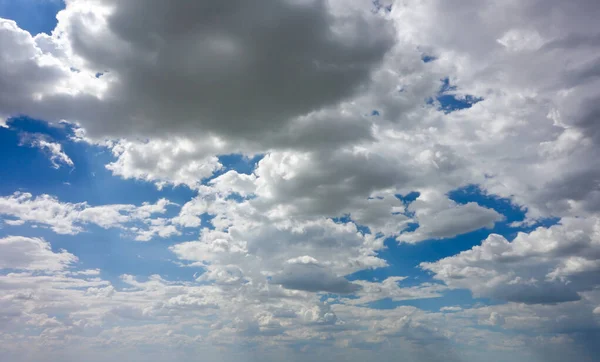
270, 263, 361, 294
491, 283, 581, 304
12, 0, 394, 140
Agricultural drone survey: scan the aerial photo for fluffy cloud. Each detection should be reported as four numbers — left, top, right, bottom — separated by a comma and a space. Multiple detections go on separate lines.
386, 0, 600, 220
271, 258, 361, 294
0, 230, 597, 362
0, 192, 177, 240
422, 217, 600, 304
0, 0, 394, 141
0, 236, 77, 271
1, 0, 600, 223
105, 138, 224, 189
397, 189, 504, 243
170, 207, 386, 277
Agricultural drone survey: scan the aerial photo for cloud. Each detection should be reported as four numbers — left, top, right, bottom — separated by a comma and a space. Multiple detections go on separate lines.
0, 192, 177, 240
1, 0, 600, 225
344, 276, 446, 305
19, 133, 74, 169
397, 190, 504, 243
105, 138, 224, 189
196, 265, 247, 286
170, 190, 387, 277
270, 259, 361, 294
0, 230, 597, 362
0, 0, 394, 141
422, 216, 600, 304
440, 306, 462, 312
0, 235, 77, 271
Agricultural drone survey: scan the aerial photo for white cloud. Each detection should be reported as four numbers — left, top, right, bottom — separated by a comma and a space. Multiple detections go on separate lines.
0, 231, 597, 362
0, 192, 176, 240
0, 0, 599, 224
170, 190, 387, 278
397, 189, 504, 243
344, 276, 446, 305
422, 216, 600, 304
0, 236, 77, 271
105, 138, 224, 189
19, 133, 74, 169
440, 306, 462, 312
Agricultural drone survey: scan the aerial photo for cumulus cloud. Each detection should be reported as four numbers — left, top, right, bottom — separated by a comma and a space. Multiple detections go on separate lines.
105, 138, 224, 189
0, 192, 177, 240
169, 190, 387, 278
397, 190, 504, 243
0, 0, 394, 141
271, 259, 361, 294
0, 229, 597, 362
0, 236, 77, 271
422, 217, 600, 304
1, 0, 600, 223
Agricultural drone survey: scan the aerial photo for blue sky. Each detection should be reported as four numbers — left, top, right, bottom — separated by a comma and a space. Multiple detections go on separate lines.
0, 0, 64, 35
1, 1, 600, 362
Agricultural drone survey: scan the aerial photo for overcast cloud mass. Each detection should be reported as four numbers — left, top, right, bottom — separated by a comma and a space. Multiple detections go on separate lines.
1, 0, 600, 361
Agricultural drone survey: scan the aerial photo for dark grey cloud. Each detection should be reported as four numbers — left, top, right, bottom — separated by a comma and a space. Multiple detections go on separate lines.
19, 0, 394, 141
271, 262, 361, 294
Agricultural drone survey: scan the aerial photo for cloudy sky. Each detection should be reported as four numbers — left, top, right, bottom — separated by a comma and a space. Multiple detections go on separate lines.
1, 0, 600, 361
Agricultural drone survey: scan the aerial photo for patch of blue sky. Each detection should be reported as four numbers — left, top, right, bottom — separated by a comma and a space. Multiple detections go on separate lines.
371, 0, 392, 13
427, 77, 483, 113
395, 191, 420, 218
216, 153, 263, 176
437, 94, 484, 113
0, 0, 64, 35
395, 191, 421, 204
363, 289, 504, 312
0, 117, 197, 206
421, 54, 437, 63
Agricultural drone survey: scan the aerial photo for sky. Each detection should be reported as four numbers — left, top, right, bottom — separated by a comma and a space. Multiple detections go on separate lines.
0, 1, 600, 361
